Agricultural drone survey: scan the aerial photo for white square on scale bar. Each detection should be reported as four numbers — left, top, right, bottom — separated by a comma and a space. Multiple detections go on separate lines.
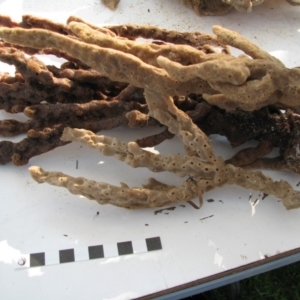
45, 250, 60, 265
74, 246, 89, 262
132, 239, 148, 254
103, 243, 118, 258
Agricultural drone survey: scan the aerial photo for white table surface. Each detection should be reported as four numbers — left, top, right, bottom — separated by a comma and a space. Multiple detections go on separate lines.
0, 1, 300, 299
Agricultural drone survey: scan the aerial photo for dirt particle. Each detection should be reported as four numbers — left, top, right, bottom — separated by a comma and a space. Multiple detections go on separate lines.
199, 215, 214, 221
154, 206, 176, 215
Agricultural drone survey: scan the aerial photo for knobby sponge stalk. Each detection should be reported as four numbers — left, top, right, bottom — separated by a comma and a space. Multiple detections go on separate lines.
60, 128, 216, 179
29, 166, 200, 209
68, 21, 210, 67
0, 24, 299, 111
0, 26, 213, 96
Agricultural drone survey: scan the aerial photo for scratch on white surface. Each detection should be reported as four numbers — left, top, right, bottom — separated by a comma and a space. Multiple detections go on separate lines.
157, 255, 168, 289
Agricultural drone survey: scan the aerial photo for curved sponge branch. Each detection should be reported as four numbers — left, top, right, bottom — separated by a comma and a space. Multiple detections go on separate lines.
28, 166, 200, 209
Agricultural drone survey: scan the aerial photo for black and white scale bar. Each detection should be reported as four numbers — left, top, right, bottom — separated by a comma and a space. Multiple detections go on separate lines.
16, 236, 162, 268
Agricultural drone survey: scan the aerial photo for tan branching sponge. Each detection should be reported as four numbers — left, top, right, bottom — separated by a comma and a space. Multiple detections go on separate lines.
0, 24, 299, 111
0, 15, 299, 210
29, 90, 300, 210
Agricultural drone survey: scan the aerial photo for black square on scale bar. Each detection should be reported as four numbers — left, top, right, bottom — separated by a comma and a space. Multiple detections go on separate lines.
146, 237, 162, 251
117, 241, 133, 255
30, 252, 45, 267
59, 249, 75, 263
88, 245, 104, 259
